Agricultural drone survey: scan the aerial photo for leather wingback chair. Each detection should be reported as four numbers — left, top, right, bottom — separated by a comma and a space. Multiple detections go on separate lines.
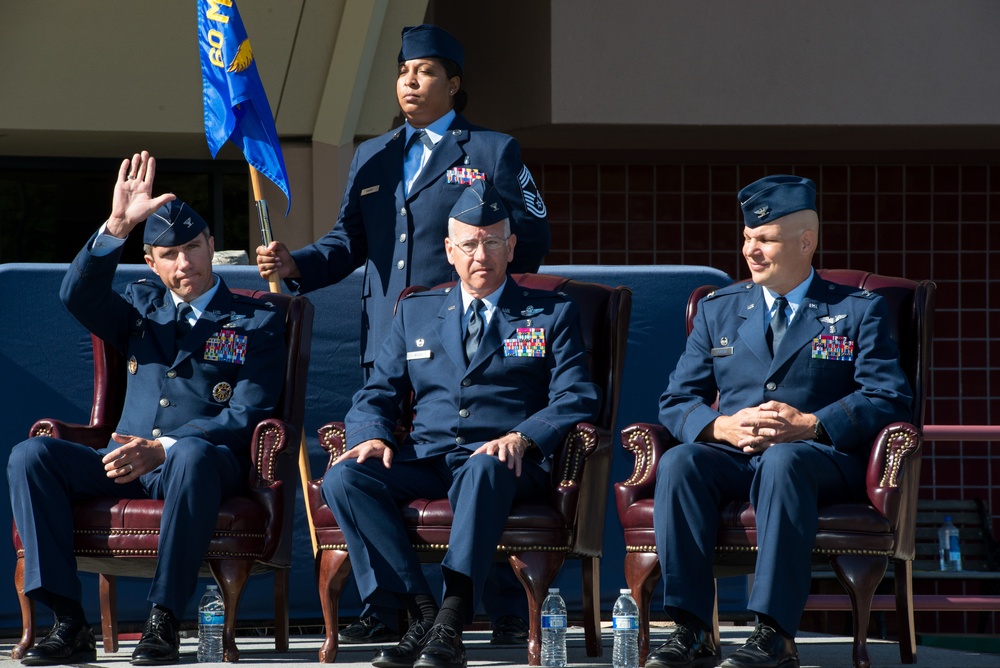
615, 269, 935, 668
307, 273, 632, 665
12, 289, 314, 662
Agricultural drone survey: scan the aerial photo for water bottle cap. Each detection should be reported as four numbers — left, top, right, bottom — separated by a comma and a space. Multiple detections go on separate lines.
944, 516, 952, 522
619, 588, 630, 594
207, 584, 218, 590
548, 588, 560, 593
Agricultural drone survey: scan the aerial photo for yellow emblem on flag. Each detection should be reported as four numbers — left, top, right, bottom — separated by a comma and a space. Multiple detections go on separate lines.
227, 39, 253, 73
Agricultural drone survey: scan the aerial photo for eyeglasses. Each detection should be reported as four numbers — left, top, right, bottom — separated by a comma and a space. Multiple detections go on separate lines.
451, 236, 509, 256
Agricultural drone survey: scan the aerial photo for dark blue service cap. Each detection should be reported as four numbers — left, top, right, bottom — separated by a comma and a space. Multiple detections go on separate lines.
738, 175, 817, 227
143, 200, 208, 247
398, 24, 464, 70
449, 180, 509, 227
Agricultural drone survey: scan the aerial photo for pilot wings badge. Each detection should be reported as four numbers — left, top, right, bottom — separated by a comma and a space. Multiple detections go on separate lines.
819, 314, 847, 334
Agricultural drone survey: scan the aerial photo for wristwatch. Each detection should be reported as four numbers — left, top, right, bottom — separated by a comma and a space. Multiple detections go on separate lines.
508, 431, 536, 450
813, 419, 830, 444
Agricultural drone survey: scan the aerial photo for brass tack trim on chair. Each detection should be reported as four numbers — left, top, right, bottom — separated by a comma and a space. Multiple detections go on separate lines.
318, 543, 349, 550
256, 425, 283, 480
625, 545, 657, 553
812, 547, 894, 557
622, 431, 653, 486
32, 426, 54, 437
879, 425, 918, 488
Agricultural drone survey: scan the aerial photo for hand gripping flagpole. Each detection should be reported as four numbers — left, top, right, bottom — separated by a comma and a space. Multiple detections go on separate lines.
248, 167, 282, 294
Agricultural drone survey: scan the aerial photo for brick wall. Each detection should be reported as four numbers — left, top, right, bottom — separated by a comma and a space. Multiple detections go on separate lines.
530, 160, 1000, 635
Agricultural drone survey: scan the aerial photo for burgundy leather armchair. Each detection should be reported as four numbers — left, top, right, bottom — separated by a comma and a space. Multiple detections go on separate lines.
12, 289, 314, 662
615, 269, 935, 668
306, 273, 631, 665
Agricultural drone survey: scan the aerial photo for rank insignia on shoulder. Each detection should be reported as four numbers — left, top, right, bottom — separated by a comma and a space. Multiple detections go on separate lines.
128, 356, 138, 374
212, 382, 233, 403
504, 327, 546, 357
517, 165, 547, 218
521, 306, 543, 317
204, 330, 248, 365
446, 167, 486, 185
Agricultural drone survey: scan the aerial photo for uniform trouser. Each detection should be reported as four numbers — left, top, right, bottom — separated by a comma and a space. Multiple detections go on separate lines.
322, 448, 548, 618
653, 441, 857, 636
7, 436, 244, 616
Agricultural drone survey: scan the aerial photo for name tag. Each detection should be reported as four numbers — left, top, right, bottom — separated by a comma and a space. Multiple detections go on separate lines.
361, 185, 380, 196
711, 346, 733, 357
406, 350, 432, 360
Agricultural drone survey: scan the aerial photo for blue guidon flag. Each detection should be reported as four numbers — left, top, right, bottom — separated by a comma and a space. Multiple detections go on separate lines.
198, 0, 291, 212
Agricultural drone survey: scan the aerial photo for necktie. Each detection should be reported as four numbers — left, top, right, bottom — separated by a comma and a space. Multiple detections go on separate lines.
464, 299, 484, 364
404, 130, 433, 194
176, 302, 194, 340
768, 295, 788, 355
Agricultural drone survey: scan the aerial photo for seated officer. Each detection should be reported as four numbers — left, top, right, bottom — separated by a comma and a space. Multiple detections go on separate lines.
647, 175, 912, 668
322, 181, 600, 668
8, 151, 286, 666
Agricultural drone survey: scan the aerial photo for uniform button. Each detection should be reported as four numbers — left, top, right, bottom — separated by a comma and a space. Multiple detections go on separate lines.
397, 260, 405, 270
400, 207, 407, 216
399, 233, 407, 242
455, 436, 465, 445
166, 370, 177, 379
459, 409, 470, 418
159, 398, 170, 407
461, 378, 471, 387
765, 382, 777, 391
151, 428, 162, 438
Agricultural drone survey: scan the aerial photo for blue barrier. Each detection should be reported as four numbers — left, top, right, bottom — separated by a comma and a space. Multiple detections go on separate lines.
0, 262, 740, 632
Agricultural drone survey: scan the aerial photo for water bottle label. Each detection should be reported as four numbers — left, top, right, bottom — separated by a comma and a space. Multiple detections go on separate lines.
612, 615, 639, 630
200, 611, 224, 625
541, 614, 567, 629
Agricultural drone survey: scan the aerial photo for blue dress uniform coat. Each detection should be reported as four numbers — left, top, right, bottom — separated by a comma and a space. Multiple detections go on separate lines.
322, 278, 600, 610
654, 275, 912, 635
288, 114, 550, 364
8, 234, 286, 614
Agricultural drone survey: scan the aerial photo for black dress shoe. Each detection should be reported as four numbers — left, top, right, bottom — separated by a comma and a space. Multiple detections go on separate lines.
372, 619, 434, 668
339, 616, 400, 644
413, 625, 466, 668
22, 618, 96, 666
720, 624, 798, 668
131, 609, 180, 665
489, 615, 528, 646
646, 624, 720, 668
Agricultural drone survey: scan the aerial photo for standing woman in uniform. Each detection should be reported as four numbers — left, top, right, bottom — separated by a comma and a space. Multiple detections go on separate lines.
256, 24, 549, 371
256, 23, 548, 646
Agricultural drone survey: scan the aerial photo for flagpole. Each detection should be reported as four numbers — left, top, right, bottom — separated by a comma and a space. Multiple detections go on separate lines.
249, 164, 319, 557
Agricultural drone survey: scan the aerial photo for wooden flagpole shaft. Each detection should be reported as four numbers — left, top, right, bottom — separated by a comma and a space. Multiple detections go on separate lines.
248, 165, 318, 557
248, 167, 282, 294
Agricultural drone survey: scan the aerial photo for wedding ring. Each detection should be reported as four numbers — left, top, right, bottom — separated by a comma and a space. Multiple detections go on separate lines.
126, 463, 133, 473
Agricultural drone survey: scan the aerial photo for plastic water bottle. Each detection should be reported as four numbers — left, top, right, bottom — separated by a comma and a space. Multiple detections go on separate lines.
197, 584, 225, 662
612, 588, 639, 668
938, 516, 962, 571
540, 587, 567, 667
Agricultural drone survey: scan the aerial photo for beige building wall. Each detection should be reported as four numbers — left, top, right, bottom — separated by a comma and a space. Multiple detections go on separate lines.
2, 1, 998, 244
